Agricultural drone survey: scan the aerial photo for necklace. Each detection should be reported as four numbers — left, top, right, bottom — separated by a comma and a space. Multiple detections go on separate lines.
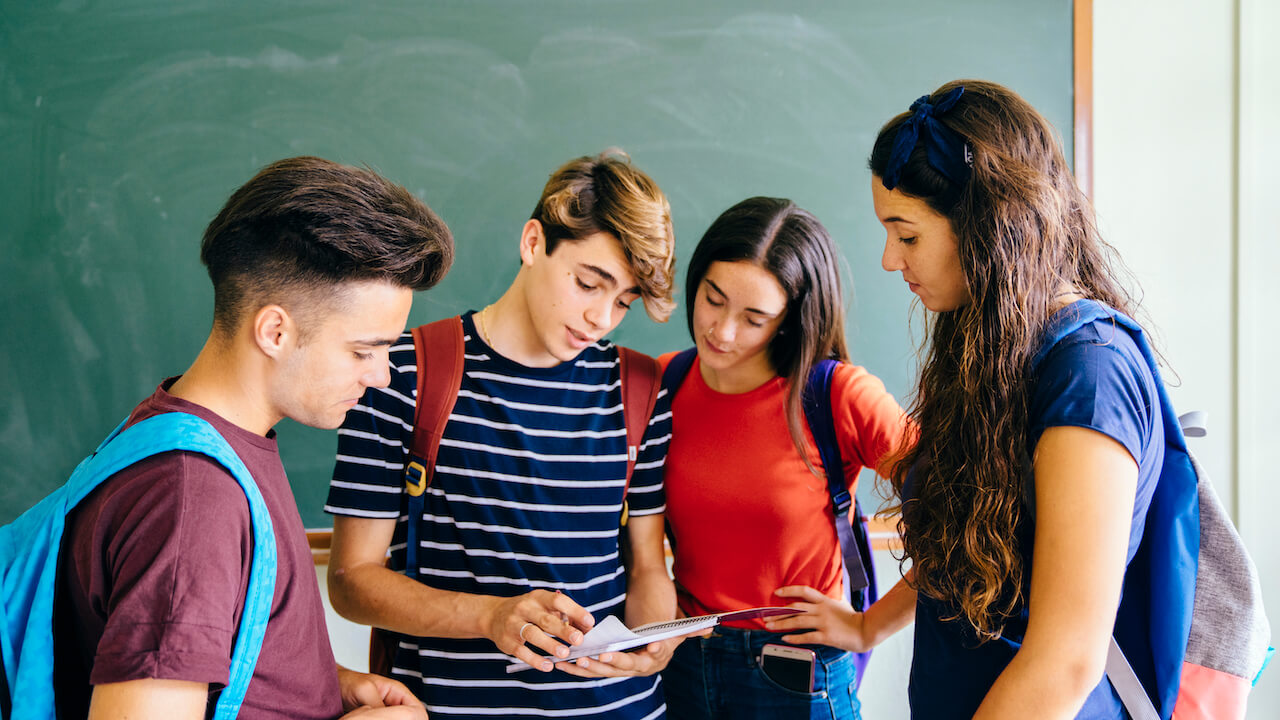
478, 306, 495, 348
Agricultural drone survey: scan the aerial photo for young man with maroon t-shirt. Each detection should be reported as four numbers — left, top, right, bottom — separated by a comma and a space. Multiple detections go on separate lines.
50, 157, 454, 720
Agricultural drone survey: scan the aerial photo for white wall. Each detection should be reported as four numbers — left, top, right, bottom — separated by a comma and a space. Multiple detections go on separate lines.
1094, 1, 1279, 717
1233, 0, 1279, 715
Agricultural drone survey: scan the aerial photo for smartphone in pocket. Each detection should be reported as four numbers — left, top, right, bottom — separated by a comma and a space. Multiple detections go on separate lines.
759, 643, 816, 693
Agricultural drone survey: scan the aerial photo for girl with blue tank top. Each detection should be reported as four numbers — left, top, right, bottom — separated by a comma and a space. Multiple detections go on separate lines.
786, 80, 1165, 719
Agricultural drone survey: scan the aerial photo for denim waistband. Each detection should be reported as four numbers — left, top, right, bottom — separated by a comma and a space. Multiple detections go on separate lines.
695, 625, 848, 668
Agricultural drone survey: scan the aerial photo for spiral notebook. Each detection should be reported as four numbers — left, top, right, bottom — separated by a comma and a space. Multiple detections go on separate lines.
504, 606, 801, 672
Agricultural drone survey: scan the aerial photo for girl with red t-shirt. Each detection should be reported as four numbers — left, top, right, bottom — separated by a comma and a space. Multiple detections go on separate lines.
660, 197, 909, 720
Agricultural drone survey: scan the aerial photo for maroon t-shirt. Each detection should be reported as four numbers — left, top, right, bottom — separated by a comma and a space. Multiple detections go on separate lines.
53, 380, 344, 719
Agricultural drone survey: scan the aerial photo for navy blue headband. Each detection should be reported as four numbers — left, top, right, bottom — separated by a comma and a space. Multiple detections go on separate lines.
882, 86, 972, 191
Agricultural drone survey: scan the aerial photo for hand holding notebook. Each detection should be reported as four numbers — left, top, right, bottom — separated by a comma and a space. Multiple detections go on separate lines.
505, 606, 802, 672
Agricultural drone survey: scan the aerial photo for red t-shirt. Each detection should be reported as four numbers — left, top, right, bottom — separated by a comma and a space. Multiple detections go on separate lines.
660, 354, 907, 628
53, 380, 343, 719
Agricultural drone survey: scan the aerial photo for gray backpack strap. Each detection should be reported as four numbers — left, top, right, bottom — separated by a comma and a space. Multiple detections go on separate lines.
1105, 412, 1207, 720
1107, 635, 1161, 720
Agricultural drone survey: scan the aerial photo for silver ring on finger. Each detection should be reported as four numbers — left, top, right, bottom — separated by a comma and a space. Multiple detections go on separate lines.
519, 621, 535, 642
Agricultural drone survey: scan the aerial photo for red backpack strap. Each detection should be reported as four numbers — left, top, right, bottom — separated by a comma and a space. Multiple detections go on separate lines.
371, 316, 463, 676
404, 316, 465, 497
617, 346, 661, 525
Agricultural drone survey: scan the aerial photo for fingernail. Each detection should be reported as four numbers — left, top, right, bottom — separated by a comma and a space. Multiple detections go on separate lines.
541, 661, 553, 671
571, 631, 583, 643
556, 646, 569, 658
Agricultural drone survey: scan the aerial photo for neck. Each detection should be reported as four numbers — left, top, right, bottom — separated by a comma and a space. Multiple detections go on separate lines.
697, 353, 778, 395
481, 275, 562, 368
168, 332, 280, 436
1050, 285, 1084, 312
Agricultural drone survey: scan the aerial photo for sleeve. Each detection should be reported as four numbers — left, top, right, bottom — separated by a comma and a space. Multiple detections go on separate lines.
1028, 331, 1157, 465
830, 363, 911, 490
89, 452, 252, 687
325, 332, 418, 518
625, 383, 672, 518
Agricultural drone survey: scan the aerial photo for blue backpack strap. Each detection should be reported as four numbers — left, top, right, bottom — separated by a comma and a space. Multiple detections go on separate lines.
661, 348, 698, 394
802, 359, 878, 689
659, 348, 699, 552
0, 412, 274, 720
802, 360, 874, 605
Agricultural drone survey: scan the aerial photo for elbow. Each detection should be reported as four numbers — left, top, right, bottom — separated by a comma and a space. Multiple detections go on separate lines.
326, 563, 365, 622
1043, 647, 1109, 707
1060, 654, 1108, 702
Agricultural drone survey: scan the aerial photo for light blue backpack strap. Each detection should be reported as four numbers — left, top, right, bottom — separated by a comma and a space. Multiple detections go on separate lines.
2, 418, 132, 719
71, 414, 275, 718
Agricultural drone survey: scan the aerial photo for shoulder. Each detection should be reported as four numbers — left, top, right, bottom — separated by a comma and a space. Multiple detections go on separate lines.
1031, 318, 1159, 461
1036, 318, 1153, 392
828, 361, 899, 410
75, 451, 253, 561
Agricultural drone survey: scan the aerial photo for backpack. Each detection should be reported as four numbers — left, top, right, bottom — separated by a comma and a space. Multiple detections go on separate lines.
0, 412, 277, 720
661, 348, 880, 689
369, 316, 662, 673
1029, 301, 1271, 720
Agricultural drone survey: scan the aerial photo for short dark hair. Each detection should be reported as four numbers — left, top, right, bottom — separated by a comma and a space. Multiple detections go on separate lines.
201, 156, 454, 334
685, 196, 848, 471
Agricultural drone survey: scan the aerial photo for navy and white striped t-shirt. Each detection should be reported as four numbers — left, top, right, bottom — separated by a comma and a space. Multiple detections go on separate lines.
326, 312, 671, 719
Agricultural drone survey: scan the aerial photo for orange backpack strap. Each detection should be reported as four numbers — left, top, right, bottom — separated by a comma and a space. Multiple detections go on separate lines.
404, 316, 465, 497
617, 346, 661, 525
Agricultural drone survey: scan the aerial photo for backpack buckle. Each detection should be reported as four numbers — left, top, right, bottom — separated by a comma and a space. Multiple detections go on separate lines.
405, 461, 427, 497
831, 489, 852, 518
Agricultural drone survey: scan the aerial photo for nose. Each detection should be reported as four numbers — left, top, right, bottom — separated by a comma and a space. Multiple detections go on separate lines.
708, 316, 735, 345
365, 356, 392, 389
881, 237, 905, 272
584, 294, 613, 330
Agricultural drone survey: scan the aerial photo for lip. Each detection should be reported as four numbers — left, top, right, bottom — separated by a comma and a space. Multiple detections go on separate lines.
701, 338, 731, 355
566, 327, 596, 349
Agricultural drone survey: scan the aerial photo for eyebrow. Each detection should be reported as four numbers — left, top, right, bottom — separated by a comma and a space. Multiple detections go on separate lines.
705, 278, 782, 317
580, 263, 641, 296
881, 215, 916, 225
350, 338, 398, 347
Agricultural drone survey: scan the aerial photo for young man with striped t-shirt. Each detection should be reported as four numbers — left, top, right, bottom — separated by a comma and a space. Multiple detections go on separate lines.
325, 150, 681, 718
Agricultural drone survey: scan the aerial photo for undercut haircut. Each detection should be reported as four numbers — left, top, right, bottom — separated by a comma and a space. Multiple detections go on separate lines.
201, 156, 454, 335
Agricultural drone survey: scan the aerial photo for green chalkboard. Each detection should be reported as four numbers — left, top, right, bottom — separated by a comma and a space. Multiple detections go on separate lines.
0, 0, 1075, 527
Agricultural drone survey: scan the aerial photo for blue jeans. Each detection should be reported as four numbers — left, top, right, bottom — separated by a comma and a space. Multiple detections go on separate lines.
663, 627, 861, 720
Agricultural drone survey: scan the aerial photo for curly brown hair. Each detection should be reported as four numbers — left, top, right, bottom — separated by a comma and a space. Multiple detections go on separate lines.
869, 80, 1138, 640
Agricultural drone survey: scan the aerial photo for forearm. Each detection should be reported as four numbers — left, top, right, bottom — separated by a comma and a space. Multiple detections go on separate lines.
861, 574, 916, 646
624, 562, 677, 627
621, 514, 676, 627
329, 561, 499, 639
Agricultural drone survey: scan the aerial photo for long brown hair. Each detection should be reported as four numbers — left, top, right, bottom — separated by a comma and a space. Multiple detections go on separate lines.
684, 196, 849, 471
869, 80, 1138, 640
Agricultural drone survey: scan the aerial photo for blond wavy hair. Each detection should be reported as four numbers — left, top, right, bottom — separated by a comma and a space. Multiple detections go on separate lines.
532, 149, 676, 322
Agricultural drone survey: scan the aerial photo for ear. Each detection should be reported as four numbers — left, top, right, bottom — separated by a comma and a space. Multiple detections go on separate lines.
518, 219, 545, 267
251, 304, 296, 358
